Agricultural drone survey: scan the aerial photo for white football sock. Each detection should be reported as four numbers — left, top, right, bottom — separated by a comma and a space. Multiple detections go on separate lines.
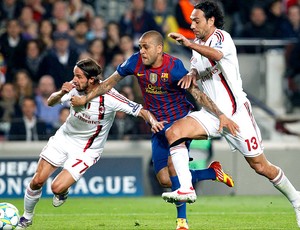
170, 144, 192, 191
23, 184, 42, 220
271, 168, 300, 207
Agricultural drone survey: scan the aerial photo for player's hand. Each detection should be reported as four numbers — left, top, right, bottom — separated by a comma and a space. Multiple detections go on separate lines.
218, 114, 239, 136
70, 95, 87, 106
168, 32, 191, 47
151, 121, 167, 133
61, 81, 75, 94
178, 74, 197, 89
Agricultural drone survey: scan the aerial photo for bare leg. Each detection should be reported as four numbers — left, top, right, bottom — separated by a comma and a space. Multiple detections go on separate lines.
51, 169, 76, 194
166, 116, 207, 191
23, 158, 57, 220
246, 154, 300, 227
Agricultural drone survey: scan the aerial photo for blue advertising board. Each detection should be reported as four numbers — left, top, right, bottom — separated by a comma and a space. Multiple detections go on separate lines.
0, 157, 143, 198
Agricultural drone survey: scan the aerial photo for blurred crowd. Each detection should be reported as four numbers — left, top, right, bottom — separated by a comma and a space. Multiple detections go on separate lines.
0, 0, 300, 141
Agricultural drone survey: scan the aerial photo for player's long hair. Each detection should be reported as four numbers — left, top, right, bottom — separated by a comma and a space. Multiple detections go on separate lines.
195, 0, 224, 29
76, 58, 103, 81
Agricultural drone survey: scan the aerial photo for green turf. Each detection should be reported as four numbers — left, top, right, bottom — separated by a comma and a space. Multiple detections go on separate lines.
3, 195, 299, 229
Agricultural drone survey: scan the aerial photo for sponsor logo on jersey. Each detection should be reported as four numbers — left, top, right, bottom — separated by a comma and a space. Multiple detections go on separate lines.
161, 73, 168, 82
199, 66, 220, 82
145, 84, 167, 94
149, 73, 157, 84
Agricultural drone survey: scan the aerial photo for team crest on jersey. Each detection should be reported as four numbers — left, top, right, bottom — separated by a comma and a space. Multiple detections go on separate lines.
149, 73, 157, 83
99, 105, 105, 114
161, 73, 168, 82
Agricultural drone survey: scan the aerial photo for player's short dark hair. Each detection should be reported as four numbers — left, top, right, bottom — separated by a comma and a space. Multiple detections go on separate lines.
76, 58, 102, 80
194, 0, 224, 29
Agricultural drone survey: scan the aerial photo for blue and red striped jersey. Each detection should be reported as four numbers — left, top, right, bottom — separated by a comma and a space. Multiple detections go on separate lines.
117, 52, 193, 122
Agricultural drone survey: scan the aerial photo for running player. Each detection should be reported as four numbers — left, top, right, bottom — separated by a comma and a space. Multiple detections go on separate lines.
71, 30, 239, 230
161, 1, 300, 228
17, 58, 165, 229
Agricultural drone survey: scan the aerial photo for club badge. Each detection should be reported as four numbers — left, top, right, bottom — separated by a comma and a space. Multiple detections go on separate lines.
161, 73, 168, 82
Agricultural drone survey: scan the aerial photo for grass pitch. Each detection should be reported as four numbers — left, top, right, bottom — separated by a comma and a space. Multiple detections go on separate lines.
4, 195, 299, 229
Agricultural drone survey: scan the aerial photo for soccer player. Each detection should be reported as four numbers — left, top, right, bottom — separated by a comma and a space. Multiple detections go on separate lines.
161, 0, 300, 227
71, 30, 239, 230
17, 58, 166, 229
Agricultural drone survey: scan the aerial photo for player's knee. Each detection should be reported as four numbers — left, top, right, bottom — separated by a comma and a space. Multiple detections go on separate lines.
159, 179, 171, 188
157, 174, 171, 188
51, 181, 66, 195
31, 175, 45, 189
249, 162, 266, 176
165, 126, 180, 143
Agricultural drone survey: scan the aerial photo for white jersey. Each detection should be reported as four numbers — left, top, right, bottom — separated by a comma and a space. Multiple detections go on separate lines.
58, 87, 142, 154
191, 29, 247, 117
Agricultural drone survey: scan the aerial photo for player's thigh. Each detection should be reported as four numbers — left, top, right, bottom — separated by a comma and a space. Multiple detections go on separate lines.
223, 103, 263, 157
166, 116, 208, 142
63, 151, 99, 182
40, 135, 68, 168
151, 132, 170, 175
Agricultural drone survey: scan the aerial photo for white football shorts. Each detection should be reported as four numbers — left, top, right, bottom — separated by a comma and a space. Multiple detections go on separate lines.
188, 100, 264, 157
40, 129, 101, 181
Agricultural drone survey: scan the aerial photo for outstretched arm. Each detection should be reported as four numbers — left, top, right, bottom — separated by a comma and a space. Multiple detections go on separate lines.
138, 109, 166, 133
168, 32, 223, 61
187, 84, 239, 136
71, 71, 123, 106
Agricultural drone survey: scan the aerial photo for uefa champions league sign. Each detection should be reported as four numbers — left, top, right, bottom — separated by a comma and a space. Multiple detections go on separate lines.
0, 158, 144, 198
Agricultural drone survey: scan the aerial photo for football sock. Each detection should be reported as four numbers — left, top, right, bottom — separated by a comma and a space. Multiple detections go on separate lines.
170, 176, 187, 219
271, 167, 300, 206
170, 144, 192, 190
190, 168, 216, 184
23, 184, 42, 220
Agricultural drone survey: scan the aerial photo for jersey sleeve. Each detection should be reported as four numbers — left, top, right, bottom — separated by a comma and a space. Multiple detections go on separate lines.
60, 89, 78, 105
116, 53, 139, 77
170, 59, 189, 81
105, 88, 142, 117
210, 30, 231, 58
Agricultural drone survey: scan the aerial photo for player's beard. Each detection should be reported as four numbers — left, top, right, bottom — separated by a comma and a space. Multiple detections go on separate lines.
76, 82, 89, 92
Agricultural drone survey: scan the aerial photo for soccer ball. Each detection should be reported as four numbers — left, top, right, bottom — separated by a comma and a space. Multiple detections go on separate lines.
0, 203, 20, 230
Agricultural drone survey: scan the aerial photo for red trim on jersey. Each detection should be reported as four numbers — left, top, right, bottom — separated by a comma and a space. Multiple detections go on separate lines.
215, 30, 224, 42
209, 60, 236, 115
244, 101, 257, 134
219, 72, 236, 115
83, 96, 104, 152
107, 90, 129, 104
214, 32, 222, 42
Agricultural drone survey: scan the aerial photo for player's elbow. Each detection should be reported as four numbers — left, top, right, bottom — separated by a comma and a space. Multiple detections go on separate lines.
212, 51, 223, 62
47, 99, 55, 107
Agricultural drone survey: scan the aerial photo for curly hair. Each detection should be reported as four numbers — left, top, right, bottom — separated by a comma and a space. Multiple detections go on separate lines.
194, 0, 224, 29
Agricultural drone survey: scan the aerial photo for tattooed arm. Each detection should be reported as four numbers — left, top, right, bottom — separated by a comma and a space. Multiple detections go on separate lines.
71, 71, 123, 106
187, 84, 239, 135
188, 84, 223, 116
